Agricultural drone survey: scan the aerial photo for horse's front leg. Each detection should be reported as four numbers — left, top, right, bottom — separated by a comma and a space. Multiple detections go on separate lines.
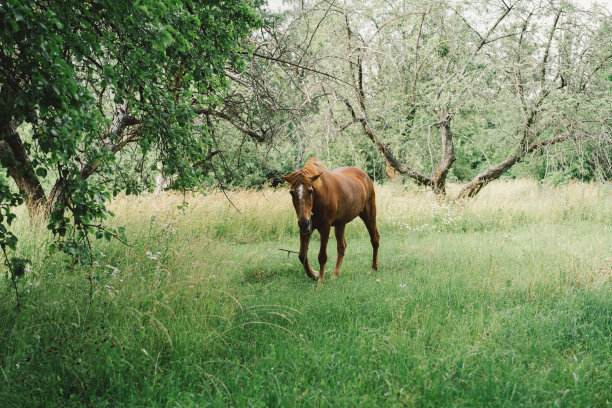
299, 231, 318, 280
317, 224, 331, 284
333, 224, 347, 278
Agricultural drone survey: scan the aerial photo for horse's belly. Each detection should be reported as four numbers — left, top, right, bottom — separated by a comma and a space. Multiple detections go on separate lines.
331, 197, 365, 225
331, 213, 359, 226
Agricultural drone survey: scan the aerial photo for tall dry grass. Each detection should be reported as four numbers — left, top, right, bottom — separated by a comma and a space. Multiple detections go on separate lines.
106, 179, 611, 240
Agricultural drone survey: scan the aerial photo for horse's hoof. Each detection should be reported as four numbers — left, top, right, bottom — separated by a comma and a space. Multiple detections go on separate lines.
312, 270, 320, 280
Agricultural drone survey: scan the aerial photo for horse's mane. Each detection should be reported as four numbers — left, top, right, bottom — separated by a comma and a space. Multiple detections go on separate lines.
284, 157, 327, 185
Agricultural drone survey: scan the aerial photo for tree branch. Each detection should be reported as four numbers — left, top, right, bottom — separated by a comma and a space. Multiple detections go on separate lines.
540, 8, 562, 90
514, 9, 534, 114
343, 99, 433, 187
476, 3, 515, 53
193, 107, 266, 142
246, 51, 355, 88
342, 6, 433, 187
455, 133, 571, 199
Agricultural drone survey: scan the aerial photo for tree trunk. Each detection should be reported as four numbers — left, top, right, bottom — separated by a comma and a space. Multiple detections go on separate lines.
46, 101, 141, 212
46, 180, 67, 214
432, 110, 456, 195
0, 121, 47, 216
344, 99, 433, 186
154, 163, 179, 196
455, 155, 520, 199
294, 140, 306, 171
385, 159, 398, 179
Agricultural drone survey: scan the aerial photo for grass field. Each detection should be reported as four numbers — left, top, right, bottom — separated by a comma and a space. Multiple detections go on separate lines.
1, 180, 611, 407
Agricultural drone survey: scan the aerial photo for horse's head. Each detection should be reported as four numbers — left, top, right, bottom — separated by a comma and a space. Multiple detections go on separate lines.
281, 171, 322, 233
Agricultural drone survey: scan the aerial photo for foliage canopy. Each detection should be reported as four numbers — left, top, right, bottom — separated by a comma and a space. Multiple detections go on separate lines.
0, 0, 260, 274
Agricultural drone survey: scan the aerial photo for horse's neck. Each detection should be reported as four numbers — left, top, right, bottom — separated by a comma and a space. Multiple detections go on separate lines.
312, 173, 334, 212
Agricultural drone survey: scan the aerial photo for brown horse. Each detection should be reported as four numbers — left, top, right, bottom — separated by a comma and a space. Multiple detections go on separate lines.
282, 158, 380, 283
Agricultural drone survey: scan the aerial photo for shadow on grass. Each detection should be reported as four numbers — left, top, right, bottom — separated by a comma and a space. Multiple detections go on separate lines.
241, 257, 302, 285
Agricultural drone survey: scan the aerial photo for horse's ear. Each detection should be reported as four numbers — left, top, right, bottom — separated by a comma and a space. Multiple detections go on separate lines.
310, 172, 323, 182
281, 174, 291, 183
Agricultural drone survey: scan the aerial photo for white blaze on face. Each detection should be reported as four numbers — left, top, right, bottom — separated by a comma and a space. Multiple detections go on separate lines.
297, 184, 305, 200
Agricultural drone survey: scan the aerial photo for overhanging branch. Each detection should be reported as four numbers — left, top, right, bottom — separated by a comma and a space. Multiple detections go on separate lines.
193, 107, 266, 142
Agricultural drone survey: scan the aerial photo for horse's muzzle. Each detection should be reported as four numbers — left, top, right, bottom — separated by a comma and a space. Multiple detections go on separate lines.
298, 218, 311, 233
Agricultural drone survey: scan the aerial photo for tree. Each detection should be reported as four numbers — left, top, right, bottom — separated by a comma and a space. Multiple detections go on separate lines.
455, 2, 612, 198
253, 0, 520, 194
252, 0, 611, 196
0, 0, 261, 276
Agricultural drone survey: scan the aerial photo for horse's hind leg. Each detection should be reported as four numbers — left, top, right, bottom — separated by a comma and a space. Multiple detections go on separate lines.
360, 197, 380, 271
317, 224, 330, 284
333, 224, 347, 278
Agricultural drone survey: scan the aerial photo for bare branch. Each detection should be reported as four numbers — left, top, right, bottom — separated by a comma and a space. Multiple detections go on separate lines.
342, 98, 433, 187
411, 11, 427, 106
476, 3, 515, 53
540, 8, 562, 90
193, 107, 266, 142
246, 51, 355, 88
514, 9, 535, 114
455, 133, 571, 200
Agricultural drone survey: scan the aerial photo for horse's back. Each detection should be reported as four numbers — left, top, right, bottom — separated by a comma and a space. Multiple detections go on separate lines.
321, 166, 375, 225
331, 166, 375, 198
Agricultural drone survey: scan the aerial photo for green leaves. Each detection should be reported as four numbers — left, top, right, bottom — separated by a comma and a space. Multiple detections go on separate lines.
35, 167, 47, 178
9, 257, 30, 277
0, 0, 260, 290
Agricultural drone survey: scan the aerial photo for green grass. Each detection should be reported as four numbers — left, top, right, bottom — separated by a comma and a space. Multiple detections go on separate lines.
1, 180, 611, 407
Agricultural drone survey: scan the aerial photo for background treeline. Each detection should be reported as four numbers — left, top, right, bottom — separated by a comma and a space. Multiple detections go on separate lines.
194, 0, 612, 191
5, 0, 610, 198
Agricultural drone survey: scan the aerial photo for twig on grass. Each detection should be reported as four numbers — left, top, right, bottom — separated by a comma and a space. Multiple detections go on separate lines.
278, 248, 299, 256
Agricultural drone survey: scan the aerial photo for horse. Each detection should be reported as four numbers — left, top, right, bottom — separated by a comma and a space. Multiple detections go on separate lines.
281, 158, 380, 283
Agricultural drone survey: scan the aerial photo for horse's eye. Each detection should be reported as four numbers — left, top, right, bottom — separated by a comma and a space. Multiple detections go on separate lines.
308, 189, 313, 194
290, 190, 295, 196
